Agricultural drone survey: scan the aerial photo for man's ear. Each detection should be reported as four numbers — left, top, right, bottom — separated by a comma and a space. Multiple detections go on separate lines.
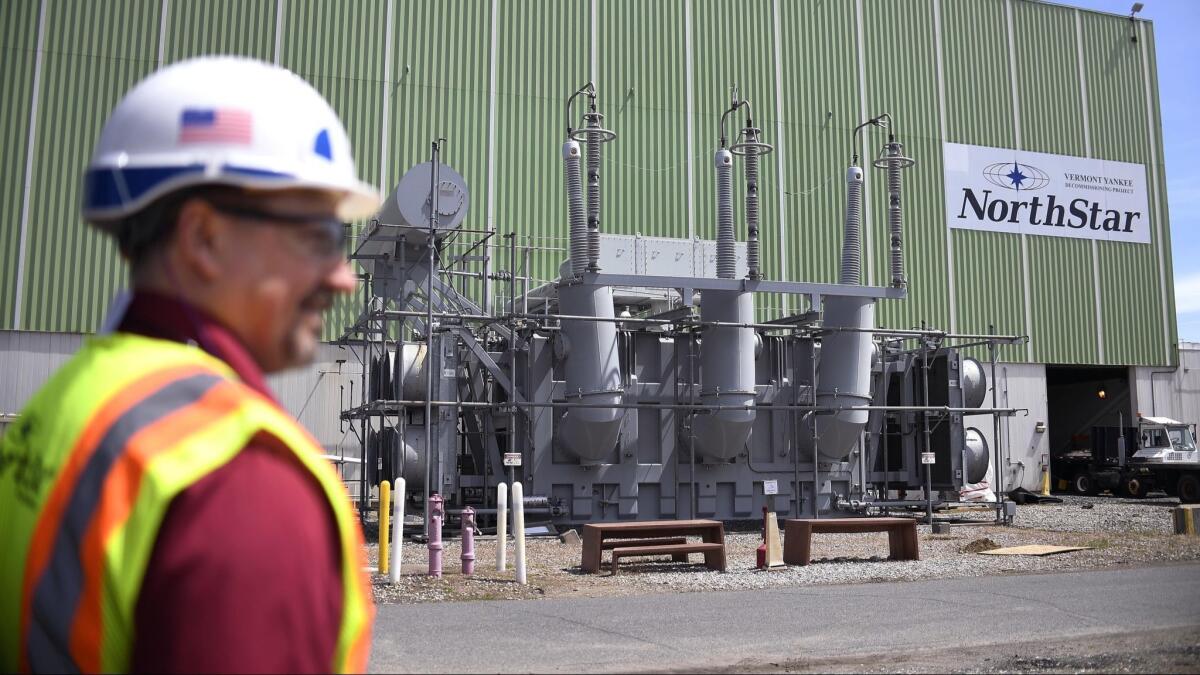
171, 198, 228, 283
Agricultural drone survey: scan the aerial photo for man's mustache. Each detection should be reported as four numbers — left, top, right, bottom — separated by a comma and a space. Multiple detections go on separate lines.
301, 288, 337, 312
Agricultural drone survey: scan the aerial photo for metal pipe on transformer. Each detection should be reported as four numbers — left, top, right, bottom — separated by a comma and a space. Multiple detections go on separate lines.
353, 398, 1022, 415
791, 339, 803, 517
989, 324, 1004, 522
690, 333, 698, 517
921, 332, 934, 525
375, 308, 1025, 343
398, 236, 409, 505
811, 339, 820, 517
508, 231, 518, 477
424, 139, 443, 536
882, 346, 891, 499
523, 235, 531, 315
359, 272, 369, 519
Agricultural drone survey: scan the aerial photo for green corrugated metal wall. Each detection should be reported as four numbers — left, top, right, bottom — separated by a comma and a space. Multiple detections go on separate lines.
0, 1, 40, 330
22, 0, 158, 332
691, 0, 783, 317
864, 0, 948, 332
778, 0, 859, 289
600, 0, 688, 242
389, 0, 493, 310
1081, 11, 1169, 367
1144, 22, 1177, 358
941, 0, 1023, 362
166, 0, 275, 64
496, 0, 590, 301
0, 0, 1177, 366
1013, 0, 1096, 365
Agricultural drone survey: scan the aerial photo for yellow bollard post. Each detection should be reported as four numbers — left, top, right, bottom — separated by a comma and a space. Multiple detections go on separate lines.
1040, 465, 1051, 497
380, 480, 391, 576
1174, 506, 1198, 536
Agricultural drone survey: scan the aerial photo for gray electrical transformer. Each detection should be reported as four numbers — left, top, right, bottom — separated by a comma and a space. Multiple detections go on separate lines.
340, 85, 1022, 529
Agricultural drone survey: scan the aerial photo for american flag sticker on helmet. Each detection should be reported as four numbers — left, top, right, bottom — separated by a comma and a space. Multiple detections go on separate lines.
179, 108, 252, 145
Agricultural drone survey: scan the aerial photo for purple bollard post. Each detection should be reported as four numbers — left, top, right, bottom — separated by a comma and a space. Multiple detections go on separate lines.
428, 492, 444, 578
461, 506, 476, 575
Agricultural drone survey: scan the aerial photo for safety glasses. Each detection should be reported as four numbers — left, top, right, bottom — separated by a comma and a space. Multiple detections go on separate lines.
210, 203, 348, 260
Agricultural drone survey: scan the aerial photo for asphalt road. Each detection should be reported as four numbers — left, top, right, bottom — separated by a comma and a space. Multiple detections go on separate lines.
369, 563, 1200, 673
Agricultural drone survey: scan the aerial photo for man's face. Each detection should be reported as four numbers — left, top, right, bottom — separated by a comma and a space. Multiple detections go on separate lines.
181, 189, 356, 373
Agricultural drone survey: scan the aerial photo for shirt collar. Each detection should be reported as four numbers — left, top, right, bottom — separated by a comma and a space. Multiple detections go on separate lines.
115, 290, 276, 401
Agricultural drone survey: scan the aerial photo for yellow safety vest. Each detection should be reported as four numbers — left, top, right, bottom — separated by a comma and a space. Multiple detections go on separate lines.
0, 333, 373, 673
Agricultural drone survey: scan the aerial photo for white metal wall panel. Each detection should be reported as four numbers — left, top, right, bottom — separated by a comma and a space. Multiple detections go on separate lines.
964, 362, 1049, 493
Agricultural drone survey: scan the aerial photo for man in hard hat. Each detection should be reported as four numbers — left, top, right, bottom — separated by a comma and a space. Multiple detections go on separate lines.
0, 57, 379, 673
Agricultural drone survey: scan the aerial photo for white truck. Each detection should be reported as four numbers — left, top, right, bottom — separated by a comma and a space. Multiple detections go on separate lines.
1059, 416, 1200, 502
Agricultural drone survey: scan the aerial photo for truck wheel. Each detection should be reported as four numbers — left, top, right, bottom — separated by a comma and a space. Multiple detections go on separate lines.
1177, 475, 1200, 504
1073, 472, 1096, 496
1120, 477, 1148, 499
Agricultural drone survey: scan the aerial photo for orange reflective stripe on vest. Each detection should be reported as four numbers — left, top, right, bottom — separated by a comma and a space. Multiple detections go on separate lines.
72, 376, 249, 672
21, 370, 226, 673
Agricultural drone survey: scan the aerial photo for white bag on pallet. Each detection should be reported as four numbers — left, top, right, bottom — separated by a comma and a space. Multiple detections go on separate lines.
960, 462, 996, 502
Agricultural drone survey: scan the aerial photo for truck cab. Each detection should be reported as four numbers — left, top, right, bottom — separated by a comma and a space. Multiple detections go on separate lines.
1131, 416, 1199, 465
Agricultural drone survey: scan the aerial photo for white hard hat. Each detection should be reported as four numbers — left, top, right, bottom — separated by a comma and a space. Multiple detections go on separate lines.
82, 56, 380, 228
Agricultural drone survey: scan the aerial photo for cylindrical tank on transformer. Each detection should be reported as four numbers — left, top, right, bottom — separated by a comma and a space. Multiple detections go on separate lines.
815, 296, 876, 460
556, 283, 625, 462
691, 289, 757, 460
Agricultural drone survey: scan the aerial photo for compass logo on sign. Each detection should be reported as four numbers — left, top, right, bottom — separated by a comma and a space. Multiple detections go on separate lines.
982, 161, 1050, 191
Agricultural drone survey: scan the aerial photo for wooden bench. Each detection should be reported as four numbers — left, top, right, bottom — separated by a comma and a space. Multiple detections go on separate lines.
610, 542, 725, 575
602, 537, 690, 562
783, 517, 919, 566
581, 519, 725, 573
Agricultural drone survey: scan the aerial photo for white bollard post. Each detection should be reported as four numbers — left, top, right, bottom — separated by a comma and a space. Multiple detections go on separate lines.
389, 477, 405, 584
513, 481, 526, 585
496, 482, 508, 571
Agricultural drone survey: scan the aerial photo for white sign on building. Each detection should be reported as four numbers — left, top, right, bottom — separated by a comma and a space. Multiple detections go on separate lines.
943, 142, 1151, 244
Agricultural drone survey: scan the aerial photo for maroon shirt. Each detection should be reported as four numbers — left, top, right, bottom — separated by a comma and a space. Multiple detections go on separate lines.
121, 292, 344, 673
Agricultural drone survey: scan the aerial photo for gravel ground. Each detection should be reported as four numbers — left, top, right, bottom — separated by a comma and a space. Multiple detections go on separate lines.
364, 494, 1200, 605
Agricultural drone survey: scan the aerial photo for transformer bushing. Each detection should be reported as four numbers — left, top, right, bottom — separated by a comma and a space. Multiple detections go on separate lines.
714, 148, 736, 280
839, 165, 864, 286
731, 123, 773, 280
562, 140, 588, 276
872, 138, 915, 289
580, 110, 615, 272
